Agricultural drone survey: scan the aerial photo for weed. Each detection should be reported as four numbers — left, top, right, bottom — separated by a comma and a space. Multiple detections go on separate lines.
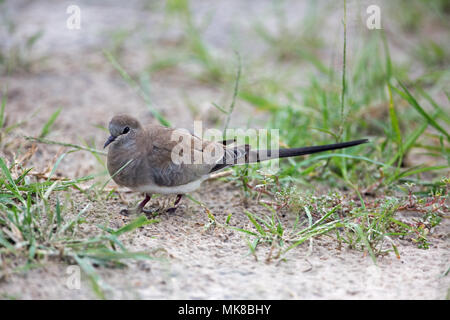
0, 96, 160, 298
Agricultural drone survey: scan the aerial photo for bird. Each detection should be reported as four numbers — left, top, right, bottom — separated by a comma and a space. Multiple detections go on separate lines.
104, 114, 368, 216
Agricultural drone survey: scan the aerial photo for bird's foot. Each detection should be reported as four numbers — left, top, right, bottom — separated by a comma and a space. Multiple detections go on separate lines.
165, 206, 178, 214
120, 206, 158, 217
164, 194, 183, 214
143, 208, 160, 218
120, 194, 182, 217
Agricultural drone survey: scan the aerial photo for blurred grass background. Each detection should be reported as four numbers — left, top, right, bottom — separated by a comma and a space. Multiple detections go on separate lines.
0, 0, 448, 297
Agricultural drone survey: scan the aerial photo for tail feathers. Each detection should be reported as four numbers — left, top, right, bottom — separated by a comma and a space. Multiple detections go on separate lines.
248, 139, 369, 162
210, 139, 369, 172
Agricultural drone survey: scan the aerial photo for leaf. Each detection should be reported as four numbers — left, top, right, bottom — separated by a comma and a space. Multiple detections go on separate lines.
0, 231, 15, 252
245, 210, 266, 236
100, 158, 134, 192
47, 152, 67, 181
60, 204, 90, 234
112, 216, 158, 236
418, 87, 450, 125
239, 91, 279, 112
394, 81, 450, 140
39, 107, 62, 138
74, 255, 106, 299
0, 90, 6, 129
381, 31, 392, 80
393, 165, 448, 182
81, 248, 152, 261
0, 158, 25, 204
25, 136, 106, 155
386, 119, 429, 167
298, 153, 385, 168
25, 30, 44, 50
309, 127, 339, 140
387, 82, 403, 153
226, 226, 258, 237
212, 102, 228, 114
352, 223, 377, 264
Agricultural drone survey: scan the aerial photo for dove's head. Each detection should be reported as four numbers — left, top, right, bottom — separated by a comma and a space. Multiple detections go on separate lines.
104, 114, 142, 148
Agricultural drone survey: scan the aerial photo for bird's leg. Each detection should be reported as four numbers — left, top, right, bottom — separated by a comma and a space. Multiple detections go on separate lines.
166, 194, 183, 213
120, 193, 155, 216
174, 194, 183, 206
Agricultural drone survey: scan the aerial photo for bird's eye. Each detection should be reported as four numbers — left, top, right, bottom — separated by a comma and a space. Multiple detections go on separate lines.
122, 126, 130, 134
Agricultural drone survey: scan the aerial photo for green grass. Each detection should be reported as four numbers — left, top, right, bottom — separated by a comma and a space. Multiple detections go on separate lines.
39, 107, 62, 138
0, 98, 161, 299
234, 29, 449, 189
224, 185, 447, 263
0, 153, 160, 298
1, 0, 449, 298
207, 1, 449, 260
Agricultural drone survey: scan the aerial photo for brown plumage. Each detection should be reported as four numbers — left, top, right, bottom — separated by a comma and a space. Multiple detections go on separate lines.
104, 114, 368, 215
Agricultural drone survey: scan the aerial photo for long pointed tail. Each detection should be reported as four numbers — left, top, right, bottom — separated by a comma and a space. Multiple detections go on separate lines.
248, 139, 369, 162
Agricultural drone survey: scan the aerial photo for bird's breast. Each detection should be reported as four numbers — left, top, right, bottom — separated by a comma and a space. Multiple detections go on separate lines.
107, 143, 146, 188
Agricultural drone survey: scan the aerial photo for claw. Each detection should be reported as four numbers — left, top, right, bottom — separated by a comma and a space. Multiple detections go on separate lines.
119, 193, 181, 217
165, 207, 178, 214
143, 208, 158, 217
119, 193, 152, 217
120, 209, 130, 216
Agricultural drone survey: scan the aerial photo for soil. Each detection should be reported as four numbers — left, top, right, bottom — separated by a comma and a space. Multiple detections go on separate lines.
0, 0, 448, 299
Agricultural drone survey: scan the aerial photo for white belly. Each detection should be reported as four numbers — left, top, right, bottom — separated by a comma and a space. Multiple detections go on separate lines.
133, 176, 207, 194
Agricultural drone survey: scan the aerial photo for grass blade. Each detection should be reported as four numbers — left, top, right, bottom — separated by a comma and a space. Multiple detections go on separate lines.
40, 107, 62, 138
73, 255, 106, 299
394, 81, 450, 140
100, 158, 134, 192
112, 216, 158, 236
352, 223, 377, 264
418, 87, 450, 124
212, 102, 228, 114
0, 158, 25, 204
387, 83, 403, 155
0, 90, 6, 129
25, 136, 106, 156
103, 50, 171, 127
393, 165, 448, 182
245, 211, 266, 236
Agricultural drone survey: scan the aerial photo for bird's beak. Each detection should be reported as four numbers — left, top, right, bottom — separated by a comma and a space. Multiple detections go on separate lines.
103, 135, 116, 148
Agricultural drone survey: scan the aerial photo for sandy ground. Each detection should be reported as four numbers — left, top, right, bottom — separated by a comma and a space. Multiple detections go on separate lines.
0, 0, 449, 299
2, 182, 449, 299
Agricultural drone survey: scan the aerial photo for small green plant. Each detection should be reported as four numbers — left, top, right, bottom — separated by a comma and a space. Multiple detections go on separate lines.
227, 186, 446, 262
0, 98, 160, 298
0, 155, 159, 298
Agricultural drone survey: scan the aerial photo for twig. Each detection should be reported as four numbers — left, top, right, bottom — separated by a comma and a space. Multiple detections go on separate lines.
223, 51, 242, 132
103, 50, 171, 127
338, 0, 347, 142
24, 136, 107, 156
207, 169, 233, 180
28, 172, 70, 181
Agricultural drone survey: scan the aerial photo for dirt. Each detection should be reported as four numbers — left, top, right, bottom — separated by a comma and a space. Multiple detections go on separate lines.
2, 182, 449, 300
0, 0, 449, 299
